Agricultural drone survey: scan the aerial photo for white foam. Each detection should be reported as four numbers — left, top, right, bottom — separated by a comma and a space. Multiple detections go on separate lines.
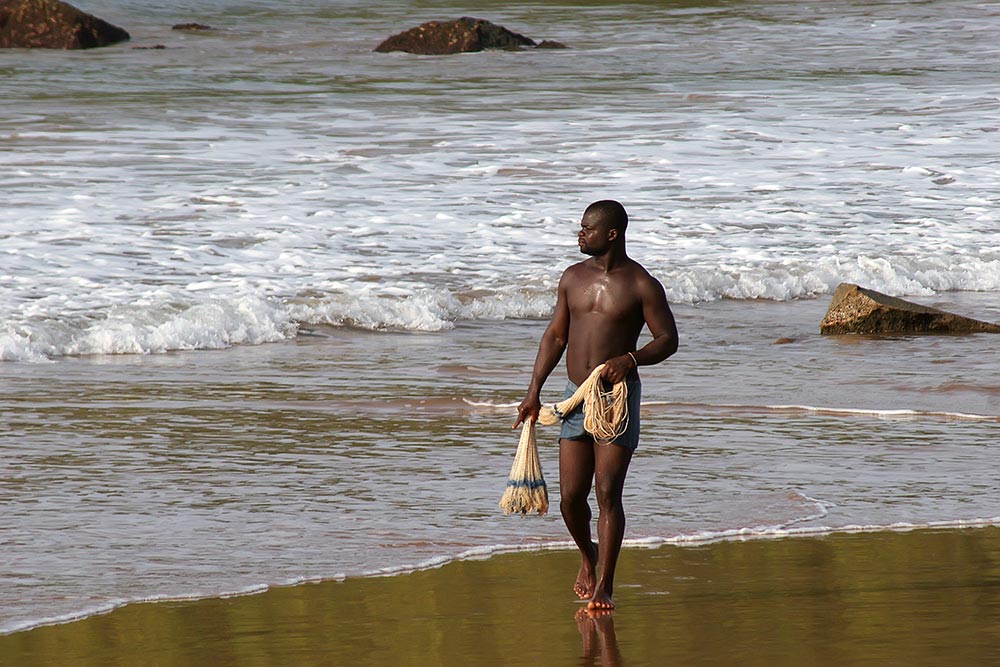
9, 252, 1000, 362
1, 287, 559, 360
1, 600, 129, 636
630, 516, 1000, 548
4, 194, 999, 359
462, 399, 520, 412
652, 255, 1000, 304
767, 404, 1000, 422
642, 400, 1000, 423
1, 294, 296, 361
287, 290, 458, 332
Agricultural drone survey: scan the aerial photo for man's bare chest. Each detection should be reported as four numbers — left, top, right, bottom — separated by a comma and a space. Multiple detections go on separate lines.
568, 280, 641, 317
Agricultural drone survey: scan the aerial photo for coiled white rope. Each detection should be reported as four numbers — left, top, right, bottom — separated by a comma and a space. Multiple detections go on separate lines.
537, 364, 629, 441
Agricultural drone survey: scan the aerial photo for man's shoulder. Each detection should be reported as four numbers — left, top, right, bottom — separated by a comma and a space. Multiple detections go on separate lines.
567, 258, 594, 270
627, 258, 657, 280
560, 259, 593, 279
624, 258, 667, 295
612, 257, 652, 280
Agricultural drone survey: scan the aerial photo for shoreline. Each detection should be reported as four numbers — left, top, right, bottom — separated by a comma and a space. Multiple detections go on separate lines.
5, 517, 999, 638
4, 524, 999, 665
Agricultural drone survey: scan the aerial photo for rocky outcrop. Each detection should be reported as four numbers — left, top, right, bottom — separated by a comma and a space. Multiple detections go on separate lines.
820, 283, 1000, 335
172, 23, 214, 31
375, 17, 550, 55
0, 0, 129, 49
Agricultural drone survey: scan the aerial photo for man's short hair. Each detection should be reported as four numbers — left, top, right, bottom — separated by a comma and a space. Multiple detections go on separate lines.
585, 200, 628, 232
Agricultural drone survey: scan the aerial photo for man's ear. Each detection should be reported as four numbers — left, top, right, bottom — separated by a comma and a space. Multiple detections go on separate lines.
607, 228, 619, 242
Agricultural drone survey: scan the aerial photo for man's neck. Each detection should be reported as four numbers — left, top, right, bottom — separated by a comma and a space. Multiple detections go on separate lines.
589, 245, 628, 272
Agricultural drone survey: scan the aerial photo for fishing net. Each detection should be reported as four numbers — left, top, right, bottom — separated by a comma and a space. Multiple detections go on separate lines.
500, 364, 629, 516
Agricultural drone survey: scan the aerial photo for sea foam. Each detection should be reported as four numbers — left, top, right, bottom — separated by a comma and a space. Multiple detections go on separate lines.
5, 254, 1000, 362
1, 295, 296, 362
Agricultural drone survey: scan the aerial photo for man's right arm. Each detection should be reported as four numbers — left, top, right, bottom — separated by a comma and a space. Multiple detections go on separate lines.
514, 271, 571, 428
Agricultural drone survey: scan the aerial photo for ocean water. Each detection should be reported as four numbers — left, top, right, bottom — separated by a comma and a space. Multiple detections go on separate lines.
2, 0, 999, 636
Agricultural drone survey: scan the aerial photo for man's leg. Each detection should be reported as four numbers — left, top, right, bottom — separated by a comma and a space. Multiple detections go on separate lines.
559, 437, 597, 599
588, 441, 633, 610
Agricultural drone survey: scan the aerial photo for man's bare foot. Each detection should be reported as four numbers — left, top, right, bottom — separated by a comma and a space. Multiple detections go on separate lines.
574, 541, 598, 599
587, 590, 615, 611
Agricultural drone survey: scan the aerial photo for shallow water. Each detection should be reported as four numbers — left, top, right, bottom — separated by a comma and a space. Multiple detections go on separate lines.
3, 297, 999, 634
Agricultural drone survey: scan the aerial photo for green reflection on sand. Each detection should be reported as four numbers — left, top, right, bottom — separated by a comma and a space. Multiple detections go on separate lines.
3, 527, 998, 665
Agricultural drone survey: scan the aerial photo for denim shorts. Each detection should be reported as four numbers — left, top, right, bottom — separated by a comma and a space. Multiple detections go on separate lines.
558, 377, 641, 451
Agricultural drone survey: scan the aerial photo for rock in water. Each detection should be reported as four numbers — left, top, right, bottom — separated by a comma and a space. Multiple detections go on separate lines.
0, 0, 129, 49
820, 283, 1000, 335
171, 23, 215, 31
374, 17, 536, 55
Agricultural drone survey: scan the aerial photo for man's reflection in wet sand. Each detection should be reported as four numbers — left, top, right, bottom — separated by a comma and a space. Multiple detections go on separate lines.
575, 607, 622, 666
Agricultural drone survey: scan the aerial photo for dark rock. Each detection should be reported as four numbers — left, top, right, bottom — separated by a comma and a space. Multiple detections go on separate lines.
0, 0, 129, 49
132, 44, 165, 50
374, 17, 536, 55
172, 22, 214, 31
536, 40, 568, 49
773, 337, 797, 345
819, 283, 1000, 335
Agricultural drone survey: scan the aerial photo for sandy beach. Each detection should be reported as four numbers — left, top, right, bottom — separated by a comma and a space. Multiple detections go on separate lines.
4, 526, 998, 665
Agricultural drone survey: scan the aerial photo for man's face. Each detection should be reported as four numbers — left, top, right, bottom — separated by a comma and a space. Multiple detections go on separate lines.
578, 212, 613, 256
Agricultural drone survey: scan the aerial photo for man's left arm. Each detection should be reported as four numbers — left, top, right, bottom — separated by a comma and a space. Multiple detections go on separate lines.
601, 275, 678, 383
633, 276, 678, 366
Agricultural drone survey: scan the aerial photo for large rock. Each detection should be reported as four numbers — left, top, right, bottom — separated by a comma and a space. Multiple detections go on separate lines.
0, 0, 129, 49
820, 283, 1000, 335
374, 17, 538, 55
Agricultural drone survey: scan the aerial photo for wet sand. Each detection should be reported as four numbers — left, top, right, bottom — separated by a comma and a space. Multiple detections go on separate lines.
3, 526, 998, 666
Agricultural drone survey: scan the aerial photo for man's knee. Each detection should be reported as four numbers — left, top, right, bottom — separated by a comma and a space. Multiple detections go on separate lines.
560, 484, 589, 507
593, 444, 631, 508
593, 478, 624, 510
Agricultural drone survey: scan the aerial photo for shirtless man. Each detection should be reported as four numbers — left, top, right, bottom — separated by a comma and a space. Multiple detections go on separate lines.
514, 200, 678, 611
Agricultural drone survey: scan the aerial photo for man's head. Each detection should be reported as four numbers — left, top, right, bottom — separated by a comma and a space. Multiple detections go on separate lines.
578, 200, 628, 256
